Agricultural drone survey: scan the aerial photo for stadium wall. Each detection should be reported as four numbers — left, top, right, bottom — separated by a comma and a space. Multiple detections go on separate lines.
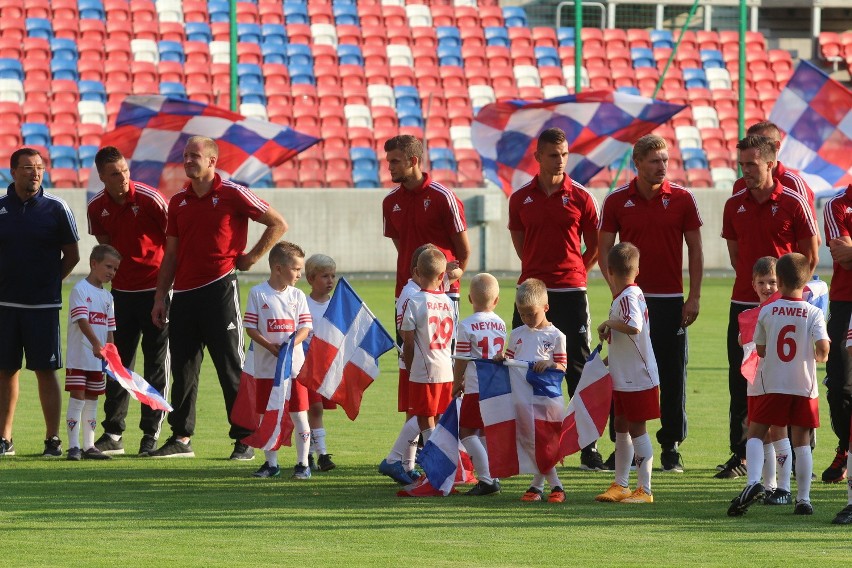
66, 186, 744, 276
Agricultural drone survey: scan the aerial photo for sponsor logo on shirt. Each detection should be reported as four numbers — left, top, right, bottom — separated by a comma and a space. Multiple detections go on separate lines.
267, 319, 296, 333
392, 204, 401, 212
737, 205, 747, 213
624, 199, 635, 208
89, 312, 107, 325
523, 196, 533, 204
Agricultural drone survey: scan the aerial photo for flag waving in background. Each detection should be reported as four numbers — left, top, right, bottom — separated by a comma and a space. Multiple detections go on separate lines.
559, 345, 613, 458
86, 95, 320, 198
296, 278, 395, 420
475, 359, 565, 478
102, 343, 172, 412
471, 91, 685, 196
769, 60, 852, 193
240, 338, 296, 451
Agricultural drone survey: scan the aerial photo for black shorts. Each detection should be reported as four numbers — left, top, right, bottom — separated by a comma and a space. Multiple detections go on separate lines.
0, 306, 62, 371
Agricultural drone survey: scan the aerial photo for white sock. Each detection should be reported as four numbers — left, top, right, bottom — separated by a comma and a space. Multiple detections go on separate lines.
386, 417, 419, 464
531, 473, 545, 492
745, 437, 764, 486
762, 443, 776, 490
847, 453, 852, 505
264, 449, 279, 468
773, 438, 792, 492
82, 399, 98, 450
290, 410, 310, 466
794, 445, 813, 503
545, 467, 562, 490
311, 427, 327, 455
420, 427, 434, 446
461, 435, 492, 484
66, 398, 85, 449
615, 432, 633, 488
633, 433, 653, 492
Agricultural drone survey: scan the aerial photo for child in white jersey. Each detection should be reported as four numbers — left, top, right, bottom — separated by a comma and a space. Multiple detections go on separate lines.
303, 253, 338, 472
65, 244, 121, 461
244, 242, 312, 479
728, 252, 829, 517
452, 273, 506, 496
496, 278, 568, 503
595, 242, 659, 504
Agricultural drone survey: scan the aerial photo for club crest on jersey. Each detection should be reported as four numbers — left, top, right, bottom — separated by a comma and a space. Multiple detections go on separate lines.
212, 195, 220, 207
542, 340, 553, 352
771, 204, 778, 216
562, 195, 570, 207
423, 198, 430, 210
662, 197, 670, 209
131, 205, 140, 216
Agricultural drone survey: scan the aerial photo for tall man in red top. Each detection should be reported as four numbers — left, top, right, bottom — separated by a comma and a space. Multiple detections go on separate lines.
382, 134, 470, 303
86, 146, 169, 457
822, 184, 852, 483
718, 134, 819, 479
507, 127, 603, 470
598, 134, 704, 473
149, 136, 287, 459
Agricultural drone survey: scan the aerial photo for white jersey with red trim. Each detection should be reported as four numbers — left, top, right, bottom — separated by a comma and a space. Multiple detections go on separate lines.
505, 324, 567, 367
395, 278, 421, 369
399, 290, 456, 384
455, 311, 507, 394
753, 297, 828, 398
244, 282, 312, 379
607, 284, 659, 392
67, 278, 116, 371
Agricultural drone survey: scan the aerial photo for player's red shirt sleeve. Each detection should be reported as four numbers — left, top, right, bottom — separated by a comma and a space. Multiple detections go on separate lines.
598, 195, 620, 233
231, 185, 269, 221
87, 199, 104, 236
825, 199, 850, 240
507, 193, 522, 231
166, 196, 180, 238
720, 199, 737, 240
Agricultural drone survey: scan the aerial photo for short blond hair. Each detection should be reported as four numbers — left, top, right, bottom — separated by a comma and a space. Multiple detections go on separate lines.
776, 253, 810, 290
416, 248, 447, 281
515, 278, 548, 308
410, 242, 439, 275
305, 253, 336, 279
632, 134, 667, 162
268, 241, 304, 267
469, 273, 499, 306
186, 136, 219, 158
608, 242, 640, 277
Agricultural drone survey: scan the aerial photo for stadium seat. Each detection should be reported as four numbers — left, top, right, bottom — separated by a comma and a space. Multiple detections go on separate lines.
629, 29, 653, 49
352, 167, 380, 188
502, 6, 527, 28
693, 106, 719, 130
485, 27, 510, 48
0, 78, 23, 103
406, 5, 432, 27
687, 169, 713, 189
312, 23, 337, 46
261, 23, 287, 46
49, 168, 78, 188
711, 167, 737, 190
650, 29, 674, 49
683, 68, 708, 89
49, 145, 79, 169
682, 148, 708, 170
51, 60, 79, 82
22, 123, 50, 147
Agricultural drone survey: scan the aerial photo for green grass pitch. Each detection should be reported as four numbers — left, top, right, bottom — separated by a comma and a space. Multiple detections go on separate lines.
1, 277, 850, 566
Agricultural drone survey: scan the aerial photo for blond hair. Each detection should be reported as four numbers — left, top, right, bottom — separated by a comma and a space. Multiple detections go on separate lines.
515, 278, 548, 308
416, 248, 447, 281
410, 242, 439, 275
632, 134, 667, 162
469, 273, 499, 306
305, 253, 336, 279
186, 136, 219, 158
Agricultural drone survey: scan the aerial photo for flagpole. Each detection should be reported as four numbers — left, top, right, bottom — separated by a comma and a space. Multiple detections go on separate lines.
574, 0, 582, 94
229, 0, 238, 112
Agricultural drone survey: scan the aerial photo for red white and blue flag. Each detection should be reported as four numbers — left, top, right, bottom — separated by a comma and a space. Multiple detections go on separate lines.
475, 359, 565, 478
86, 95, 319, 197
296, 278, 395, 420
559, 345, 612, 457
471, 91, 685, 195
769, 61, 852, 193
399, 398, 465, 497
240, 338, 296, 451
102, 343, 172, 412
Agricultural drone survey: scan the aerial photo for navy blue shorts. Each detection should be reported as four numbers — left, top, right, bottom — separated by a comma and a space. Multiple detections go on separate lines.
0, 307, 62, 371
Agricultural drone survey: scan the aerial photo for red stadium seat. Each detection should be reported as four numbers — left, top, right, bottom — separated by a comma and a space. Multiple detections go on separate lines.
454, 6, 479, 29
339, 64, 367, 88
413, 45, 439, 68
627, 29, 651, 49
508, 27, 533, 49
510, 45, 535, 66
23, 60, 51, 82
383, 6, 406, 28
0, 0, 23, 19
292, 84, 318, 106
159, 61, 184, 83
752, 69, 777, 90
558, 46, 575, 65
336, 24, 361, 46
50, 168, 79, 189
133, 21, 159, 42
104, 0, 131, 20
78, 59, 105, 82
130, 1, 157, 23
431, 5, 455, 27
582, 46, 608, 69
22, 38, 50, 61
539, 66, 564, 87
603, 28, 628, 50
361, 25, 388, 47
319, 104, 346, 129
23, 99, 50, 123
687, 169, 713, 189
50, 101, 79, 125
308, 3, 332, 25
611, 67, 636, 89
106, 19, 132, 42
0, 38, 21, 59
390, 66, 415, 87
267, 102, 292, 125
286, 24, 311, 44
580, 28, 604, 50
160, 22, 186, 43
461, 26, 485, 49
519, 86, 543, 100
412, 26, 437, 49
0, 18, 25, 42
25, 0, 50, 19
532, 27, 558, 49
186, 81, 214, 104
342, 84, 368, 105
478, 6, 503, 28
431, 169, 458, 188
262, 63, 290, 88
52, 18, 79, 41
131, 61, 159, 84
348, 126, 374, 148
272, 166, 299, 188
387, 26, 412, 46
440, 66, 466, 89
706, 147, 733, 169
51, 80, 80, 104
425, 125, 451, 148
486, 46, 512, 68
365, 65, 391, 86
609, 47, 632, 70
687, 87, 712, 107
237, 42, 262, 65
258, 2, 283, 25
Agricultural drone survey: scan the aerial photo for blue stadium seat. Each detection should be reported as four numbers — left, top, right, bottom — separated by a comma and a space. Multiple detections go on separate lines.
699, 49, 725, 69
430, 148, 457, 171
683, 68, 709, 89
0, 59, 24, 81
350, 147, 378, 170
26, 18, 53, 40
286, 44, 313, 66
49, 145, 79, 170
78, 145, 99, 167
352, 167, 380, 188
682, 148, 708, 170
436, 27, 461, 48
289, 64, 315, 85
484, 27, 510, 47
51, 59, 79, 81
437, 45, 463, 67
0, 170, 12, 186
240, 83, 267, 105
394, 86, 420, 110
253, 172, 274, 188
262, 44, 287, 65
238, 24, 262, 44
534, 47, 560, 67
209, 0, 231, 23
40, 170, 52, 188
397, 107, 424, 129
616, 86, 641, 96
159, 41, 185, 63
557, 27, 575, 47
79, 80, 107, 103
338, 44, 363, 66
160, 82, 188, 99
333, 4, 359, 26
186, 22, 213, 43
50, 39, 78, 61
261, 24, 287, 46
503, 7, 528, 28
79, 0, 106, 21
630, 47, 655, 68
238, 63, 264, 86
21, 123, 50, 147
650, 29, 674, 49
283, 2, 309, 25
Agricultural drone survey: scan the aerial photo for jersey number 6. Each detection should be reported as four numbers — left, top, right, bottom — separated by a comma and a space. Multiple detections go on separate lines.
776, 324, 797, 363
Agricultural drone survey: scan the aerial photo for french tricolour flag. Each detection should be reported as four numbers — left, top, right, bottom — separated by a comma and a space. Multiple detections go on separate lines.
559, 346, 612, 457
102, 343, 172, 412
240, 338, 295, 451
475, 359, 565, 478
296, 278, 395, 420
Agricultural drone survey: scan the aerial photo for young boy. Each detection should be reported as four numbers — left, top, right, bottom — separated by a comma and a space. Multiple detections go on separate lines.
728, 252, 829, 517
65, 244, 121, 461
452, 273, 506, 496
399, 248, 456, 458
496, 278, 567, 503
303, 253, 338, 472
379, 243, 440, 484
832, 321, 852, 524
244, 242, 312, 479
595, 243, 659, 504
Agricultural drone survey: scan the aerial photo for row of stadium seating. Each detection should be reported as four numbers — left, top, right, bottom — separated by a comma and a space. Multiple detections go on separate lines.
818, 31, 852, 75
0, 1, 796, 189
